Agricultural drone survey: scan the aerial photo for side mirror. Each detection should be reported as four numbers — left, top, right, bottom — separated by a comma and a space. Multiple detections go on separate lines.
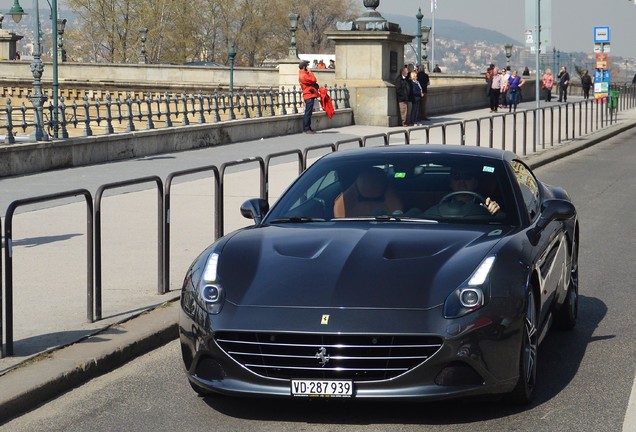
240, 198, 269, 224
528, 199, 575, 244
536, 199, 576, 231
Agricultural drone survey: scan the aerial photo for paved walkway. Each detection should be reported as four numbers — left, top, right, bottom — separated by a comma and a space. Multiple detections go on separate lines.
1, 98, 636, 423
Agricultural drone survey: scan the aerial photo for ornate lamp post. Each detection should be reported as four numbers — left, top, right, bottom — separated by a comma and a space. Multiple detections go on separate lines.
139, 28, 148, 64
421, 25, 431, 72
504, 43, 513, 70
57, 18, 66, 62
288, 12, 300, 60
228, 44, 236, 95
416, 8, 423, 67
7, 0, 49, 141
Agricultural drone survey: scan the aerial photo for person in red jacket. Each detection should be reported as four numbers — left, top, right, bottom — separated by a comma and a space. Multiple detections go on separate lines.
299, 60, 320, 134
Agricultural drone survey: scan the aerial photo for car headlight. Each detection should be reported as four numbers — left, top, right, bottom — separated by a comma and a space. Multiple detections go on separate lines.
197, 252, 225, 314
444, 256, 495, 319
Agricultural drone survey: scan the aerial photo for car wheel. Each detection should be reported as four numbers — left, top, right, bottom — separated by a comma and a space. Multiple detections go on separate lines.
554, 241, 579, 330
509, 290, 538, 405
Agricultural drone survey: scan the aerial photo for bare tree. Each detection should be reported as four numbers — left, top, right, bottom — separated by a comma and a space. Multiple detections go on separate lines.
64, 0, 360, 64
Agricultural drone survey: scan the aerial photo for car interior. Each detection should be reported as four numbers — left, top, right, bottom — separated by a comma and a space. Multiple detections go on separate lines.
273, 157, 511, 223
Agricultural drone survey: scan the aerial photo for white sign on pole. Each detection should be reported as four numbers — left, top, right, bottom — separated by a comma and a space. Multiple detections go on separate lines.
525, 30, 534, 44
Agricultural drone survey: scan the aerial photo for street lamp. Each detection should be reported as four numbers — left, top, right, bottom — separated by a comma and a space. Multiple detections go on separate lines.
228, 44, 236, 95
288, 12, 300, 60
504, 43, 513, 70
7, 0, 53, 141
57, 18, 66, 62
416, 8, 423, 67
421, 25, 431, 72
7, 0, 63, 139
139, 28, 148, 64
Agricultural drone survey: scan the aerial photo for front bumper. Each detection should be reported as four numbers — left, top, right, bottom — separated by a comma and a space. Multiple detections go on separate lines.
179, 299, 523, 400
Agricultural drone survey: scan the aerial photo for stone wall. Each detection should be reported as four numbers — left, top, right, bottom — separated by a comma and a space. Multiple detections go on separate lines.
0, 109, 353, 178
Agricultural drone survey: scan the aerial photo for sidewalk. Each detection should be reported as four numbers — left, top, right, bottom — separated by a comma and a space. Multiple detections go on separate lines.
1, 99, 636, 424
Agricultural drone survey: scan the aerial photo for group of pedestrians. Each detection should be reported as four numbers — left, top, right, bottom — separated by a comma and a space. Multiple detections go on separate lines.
485, 63, 526, 112
395, 64, 430, 127
541, 66, 572, 102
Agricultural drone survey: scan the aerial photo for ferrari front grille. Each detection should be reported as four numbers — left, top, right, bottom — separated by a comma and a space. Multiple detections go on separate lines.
214, 332, 443, 381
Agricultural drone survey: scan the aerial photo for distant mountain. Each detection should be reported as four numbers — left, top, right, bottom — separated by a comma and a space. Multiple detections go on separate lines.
383, 13, 521, 46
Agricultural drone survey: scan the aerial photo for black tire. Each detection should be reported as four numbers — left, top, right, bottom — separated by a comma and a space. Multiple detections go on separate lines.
554, 241, 579, 330
509, 290, 538, 405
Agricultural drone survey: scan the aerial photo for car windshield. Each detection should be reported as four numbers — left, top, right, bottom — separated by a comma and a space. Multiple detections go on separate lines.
264, 153, 519, 226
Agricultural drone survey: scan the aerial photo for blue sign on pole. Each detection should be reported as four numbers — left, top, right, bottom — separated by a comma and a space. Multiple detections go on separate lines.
594, 26, 610, 43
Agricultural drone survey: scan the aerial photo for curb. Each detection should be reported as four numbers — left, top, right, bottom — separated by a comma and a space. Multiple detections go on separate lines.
0, 300, 179, 424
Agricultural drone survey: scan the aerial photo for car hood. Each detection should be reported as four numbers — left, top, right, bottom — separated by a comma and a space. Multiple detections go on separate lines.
218, 223, 510, 310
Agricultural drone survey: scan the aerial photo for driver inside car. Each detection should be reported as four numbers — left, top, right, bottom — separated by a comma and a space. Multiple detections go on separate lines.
447, 167, 500, 215
420, 166, 501, 218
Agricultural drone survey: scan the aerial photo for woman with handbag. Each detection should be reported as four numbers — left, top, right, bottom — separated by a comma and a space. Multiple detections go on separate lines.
542, 69, 554, 102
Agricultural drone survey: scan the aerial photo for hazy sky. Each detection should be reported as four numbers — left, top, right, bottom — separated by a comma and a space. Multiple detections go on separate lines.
2, 0, 635, 59
378, 0, 636, 59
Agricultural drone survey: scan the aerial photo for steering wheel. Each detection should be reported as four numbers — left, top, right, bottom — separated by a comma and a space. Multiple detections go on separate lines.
440, 191, 487, 205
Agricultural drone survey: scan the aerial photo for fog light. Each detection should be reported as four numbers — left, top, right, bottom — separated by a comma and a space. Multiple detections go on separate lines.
459, 288, 483, 308
202, 285, 220, 302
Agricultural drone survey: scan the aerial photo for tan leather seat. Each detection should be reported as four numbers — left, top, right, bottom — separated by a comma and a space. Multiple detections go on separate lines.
333, 167, 403, 218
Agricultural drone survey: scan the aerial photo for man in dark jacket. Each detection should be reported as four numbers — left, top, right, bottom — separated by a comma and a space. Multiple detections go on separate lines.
395, 66, 412, 126
417, 66, 430, 121
557, 66, 570, 103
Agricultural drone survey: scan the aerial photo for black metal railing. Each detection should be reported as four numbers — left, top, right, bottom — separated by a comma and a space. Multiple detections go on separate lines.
2, 95, 636, 357
2, 190, 93, 357
0, 85, 351, 144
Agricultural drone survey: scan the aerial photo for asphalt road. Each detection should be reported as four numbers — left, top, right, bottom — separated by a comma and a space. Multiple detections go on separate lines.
2, 128, 635, 431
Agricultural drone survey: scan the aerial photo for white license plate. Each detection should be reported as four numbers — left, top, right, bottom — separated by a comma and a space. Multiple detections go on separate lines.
291, 380, 353, 397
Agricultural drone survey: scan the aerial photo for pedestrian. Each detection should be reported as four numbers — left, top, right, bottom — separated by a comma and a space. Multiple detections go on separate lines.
433, 64, 442, 73
298, 60, 320, 134
522, 66, 530, 76
416, 65, 431, 121
557, 66, 570, 102
632, 73, 636, 85
542, 69, 554, 102
409, 71, 423, 125
485, 63, 495, 99
500, 68, 511, 108
507, 69, 525, 112
581, 70, 593, 99
489, 66, 502, 112
395, 65, 412, 126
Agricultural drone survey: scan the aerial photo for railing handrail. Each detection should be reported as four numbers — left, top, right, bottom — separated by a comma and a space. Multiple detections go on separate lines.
2, 189, 93, 357
0, 85, 351, 143
94, 176, 164, 321
2, 92, 636, 357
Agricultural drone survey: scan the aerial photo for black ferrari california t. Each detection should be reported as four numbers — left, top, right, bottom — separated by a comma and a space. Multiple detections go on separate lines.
179, 145, 579, 404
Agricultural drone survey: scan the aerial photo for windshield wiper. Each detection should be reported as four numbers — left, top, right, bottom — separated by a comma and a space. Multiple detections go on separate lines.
334, 216, 438, 223
269, 217, 325, 224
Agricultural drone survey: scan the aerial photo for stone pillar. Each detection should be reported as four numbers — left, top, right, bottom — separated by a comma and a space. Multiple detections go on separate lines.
325, 1, 414, 126
0, 28, 23, 61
